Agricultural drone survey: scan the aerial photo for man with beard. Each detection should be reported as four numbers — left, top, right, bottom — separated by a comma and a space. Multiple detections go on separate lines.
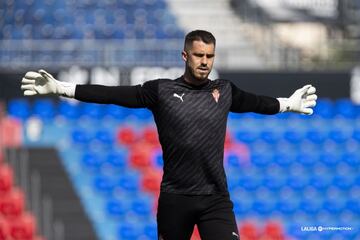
21, 30, 317, 240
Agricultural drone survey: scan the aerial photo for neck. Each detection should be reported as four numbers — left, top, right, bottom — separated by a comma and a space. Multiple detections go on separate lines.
183, 71, 209, 86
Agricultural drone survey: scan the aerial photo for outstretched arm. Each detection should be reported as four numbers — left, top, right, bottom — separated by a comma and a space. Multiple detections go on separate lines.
230, 82, 280, 114
230, 82, 317, 115
21, 70, 158, 109
277, 85, 317, 115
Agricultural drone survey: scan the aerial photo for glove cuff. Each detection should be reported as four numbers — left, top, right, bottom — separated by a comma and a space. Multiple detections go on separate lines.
57, 80, 76, 98
277, 98, 291, 113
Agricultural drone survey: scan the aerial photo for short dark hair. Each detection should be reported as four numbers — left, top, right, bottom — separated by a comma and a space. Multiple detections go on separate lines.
184, 30, 216, 51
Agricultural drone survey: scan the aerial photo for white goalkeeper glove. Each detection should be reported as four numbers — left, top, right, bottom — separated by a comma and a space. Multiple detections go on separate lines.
277, 85, 317, 115
21, 69, 75, 98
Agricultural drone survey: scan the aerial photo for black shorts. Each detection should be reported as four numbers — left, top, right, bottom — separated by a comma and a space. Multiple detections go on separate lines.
157, 192, 240, 240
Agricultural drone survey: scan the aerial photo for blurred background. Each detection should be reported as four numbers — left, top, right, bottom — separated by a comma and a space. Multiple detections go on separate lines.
0, 0, 359, 240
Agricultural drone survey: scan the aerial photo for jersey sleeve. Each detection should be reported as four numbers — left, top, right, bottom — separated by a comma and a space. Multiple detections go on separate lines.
74, 80, 159, 109
136, 79, 158, 110
230, 82, 280, 114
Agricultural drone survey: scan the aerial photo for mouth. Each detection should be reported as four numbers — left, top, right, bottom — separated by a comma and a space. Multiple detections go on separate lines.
198, 68, 209, 72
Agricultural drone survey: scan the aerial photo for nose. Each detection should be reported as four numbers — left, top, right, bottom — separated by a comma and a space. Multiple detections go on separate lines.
201, 56, 208, 66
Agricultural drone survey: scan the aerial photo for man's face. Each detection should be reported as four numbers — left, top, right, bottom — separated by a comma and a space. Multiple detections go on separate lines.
182, 40, 215, 81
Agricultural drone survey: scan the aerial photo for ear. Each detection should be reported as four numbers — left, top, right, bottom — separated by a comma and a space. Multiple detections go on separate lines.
182, 50, 187, 62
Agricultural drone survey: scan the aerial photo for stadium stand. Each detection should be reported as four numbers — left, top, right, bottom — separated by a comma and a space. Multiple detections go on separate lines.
0, 0, 185, 68
167, 0, 267, 69
5, 98, 360, 240
0, 0, 295, 70
0, 111, 43, 240
231, 0, 360, 70
2, 0, 359, 70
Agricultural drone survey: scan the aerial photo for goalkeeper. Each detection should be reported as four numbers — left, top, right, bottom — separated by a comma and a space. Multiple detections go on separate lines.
21, 30, 317, 240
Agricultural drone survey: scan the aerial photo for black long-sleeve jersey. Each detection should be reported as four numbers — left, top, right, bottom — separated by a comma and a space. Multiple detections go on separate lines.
75, 76, 279, 195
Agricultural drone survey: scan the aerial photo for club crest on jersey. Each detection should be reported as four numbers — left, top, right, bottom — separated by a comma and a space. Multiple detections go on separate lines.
212, 88, 220, 103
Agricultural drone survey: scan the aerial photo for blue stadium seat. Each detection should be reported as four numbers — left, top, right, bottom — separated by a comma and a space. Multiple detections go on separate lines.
131, 108, 153, 121
238, 174, 262, 191
287, 174, 309, 191
81, 152, 104, 172
7, 99, 30, 120
314, 99, 334, 118
228, 112, 243, 121
131, 196, 153, 217
59, 100, 80, 120
106, 151, 127, 171
143, 222, 157, 239
71, 129, 92, 146
106, 199, 128, 218
346, 198, 360, 215
227, 175, 239, 191
299, 199, 322, 214
273, 152, 295, 167
276, 197, 299, 215
233, 198, 252, 217
287, 224, 309, 240
118, 222, 141, 240
81, 103, 104, 119
93, 175, 117, 195
263, 174, 286, 192
153, 151, 163, 168
118, 172, 140, 193
309, 174, 332, 191
259, 130, 281, 144
283, 129, 304, 144
328, 128, 349, 144
251, 153, 272, 168
342, 152, 360, 166
226, 153, 242, 168
352, 129, 360, 142
319, 152, 339, 167
335, 231, 357, 240
323, 198, 346, 214
335, 99, 357, 118
235, 130, 258, 144
333, 173, 356, 190
306, 129, 327, 144
94, 129, 114, 146
252, 198, 276, 216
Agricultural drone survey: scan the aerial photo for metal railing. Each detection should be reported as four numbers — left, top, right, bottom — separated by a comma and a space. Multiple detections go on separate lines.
5, 148, 65, 240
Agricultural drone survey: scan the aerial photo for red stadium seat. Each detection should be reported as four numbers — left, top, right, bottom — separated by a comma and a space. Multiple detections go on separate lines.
8, 212, 36, 240
141, 170, 162, 194
0, 117, 22, 148
0, 216, 9, 240
0, 164, 13, 196
239, 221, 259, 240
224, 131, 233, 149
262, 221, 285, 240
129, 145, 152, 169
129, 151, 151, 169
0, 188, 25, 219
142, 127, 159, 146
117, 127, 137, 145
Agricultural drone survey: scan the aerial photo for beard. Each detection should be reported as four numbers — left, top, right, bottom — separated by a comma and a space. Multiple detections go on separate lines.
187, 64, 210, 82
